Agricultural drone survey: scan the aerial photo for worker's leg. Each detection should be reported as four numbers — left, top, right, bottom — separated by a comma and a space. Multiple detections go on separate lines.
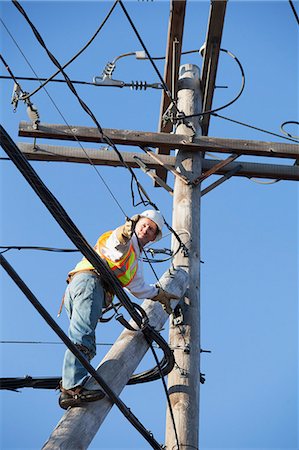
62, 272, 104, 390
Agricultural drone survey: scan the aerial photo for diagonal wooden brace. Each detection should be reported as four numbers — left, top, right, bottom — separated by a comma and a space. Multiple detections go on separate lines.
192, 153, 239, 186
201, 164, 242, 196
133, 156, 173, 195
141, 146, 190, 185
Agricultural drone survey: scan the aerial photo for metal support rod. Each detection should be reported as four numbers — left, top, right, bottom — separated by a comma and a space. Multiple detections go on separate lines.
165, 64, 202, 450
201, 164, 242, 196
192, 153, 239, 185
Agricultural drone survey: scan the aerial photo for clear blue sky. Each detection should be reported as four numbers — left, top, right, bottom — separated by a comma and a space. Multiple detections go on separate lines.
0, 1, 298, 449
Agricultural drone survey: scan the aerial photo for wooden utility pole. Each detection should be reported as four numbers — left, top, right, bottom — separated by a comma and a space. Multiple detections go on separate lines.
165, 64, 202, 449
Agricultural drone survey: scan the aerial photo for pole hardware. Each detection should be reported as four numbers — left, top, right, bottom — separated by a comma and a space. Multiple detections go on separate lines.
183, 344, 190, 354
172, 303, 185, 326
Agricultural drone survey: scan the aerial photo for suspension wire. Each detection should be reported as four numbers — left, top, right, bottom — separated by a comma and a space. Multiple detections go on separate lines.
118, 0, 179, 115
0, 254, 163, 450
4, 1, 119, 100
289, 0, 299, 25
212, 112, 299, 144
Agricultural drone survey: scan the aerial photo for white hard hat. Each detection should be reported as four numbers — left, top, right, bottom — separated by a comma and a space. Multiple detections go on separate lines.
139, 209, 164, 243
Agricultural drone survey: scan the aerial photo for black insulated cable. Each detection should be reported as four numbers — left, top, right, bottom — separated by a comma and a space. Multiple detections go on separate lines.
0, 254, 163, 450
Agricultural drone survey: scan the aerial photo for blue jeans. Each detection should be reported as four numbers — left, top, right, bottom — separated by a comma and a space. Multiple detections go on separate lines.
62, 271, 105, 390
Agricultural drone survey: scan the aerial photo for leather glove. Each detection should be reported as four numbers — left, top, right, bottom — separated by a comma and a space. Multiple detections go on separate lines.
152, 288, 180, 315
115, 215, 140, 244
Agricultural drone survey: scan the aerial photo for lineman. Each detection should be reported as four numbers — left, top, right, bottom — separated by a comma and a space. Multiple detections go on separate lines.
59, 210, 178, 409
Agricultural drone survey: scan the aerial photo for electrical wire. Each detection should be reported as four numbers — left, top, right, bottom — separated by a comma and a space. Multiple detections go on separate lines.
289, 0, 299, 25
182, 48, 245, 120
212, 112, 299, 144
0, 245, 79, 252
0, 74, 98, 87
5, 1, 120, 100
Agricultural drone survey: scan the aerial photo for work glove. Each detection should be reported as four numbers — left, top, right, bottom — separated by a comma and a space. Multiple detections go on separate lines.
115, 215, 140, 245
152, 288, 180, 315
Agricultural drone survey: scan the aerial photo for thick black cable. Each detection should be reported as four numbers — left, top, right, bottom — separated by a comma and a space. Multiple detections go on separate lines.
289, 0, 299, 25
0, 126, 175, 446
0, 125, 174, 371
118, 0, 179, 114
0, 245, 79, 252
0, 254, 163, 450
10, 1, 120, 100
0, 54, 25, 93
212, 112, 299, 144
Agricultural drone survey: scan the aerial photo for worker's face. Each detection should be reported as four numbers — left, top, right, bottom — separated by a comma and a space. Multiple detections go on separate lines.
135, 217, 158, 247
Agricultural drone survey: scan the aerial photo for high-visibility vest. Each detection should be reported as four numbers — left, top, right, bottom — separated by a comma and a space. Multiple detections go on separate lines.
97, 231, 138, 287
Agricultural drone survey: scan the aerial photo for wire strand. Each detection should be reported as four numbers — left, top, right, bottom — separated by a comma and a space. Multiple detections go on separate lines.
289, 0, 299, 25
212, 112, 299, 144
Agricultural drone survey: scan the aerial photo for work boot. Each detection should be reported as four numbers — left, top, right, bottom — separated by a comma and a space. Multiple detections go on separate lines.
59, 385, 105, 410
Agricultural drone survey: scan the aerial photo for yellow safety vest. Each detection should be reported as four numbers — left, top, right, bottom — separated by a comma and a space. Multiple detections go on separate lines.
97, 231, 138, 287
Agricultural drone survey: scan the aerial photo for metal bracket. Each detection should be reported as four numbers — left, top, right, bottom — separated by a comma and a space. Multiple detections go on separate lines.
172, 300, 187, 326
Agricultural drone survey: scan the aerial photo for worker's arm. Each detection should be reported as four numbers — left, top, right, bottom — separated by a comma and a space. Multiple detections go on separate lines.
115, 215, 140, 245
